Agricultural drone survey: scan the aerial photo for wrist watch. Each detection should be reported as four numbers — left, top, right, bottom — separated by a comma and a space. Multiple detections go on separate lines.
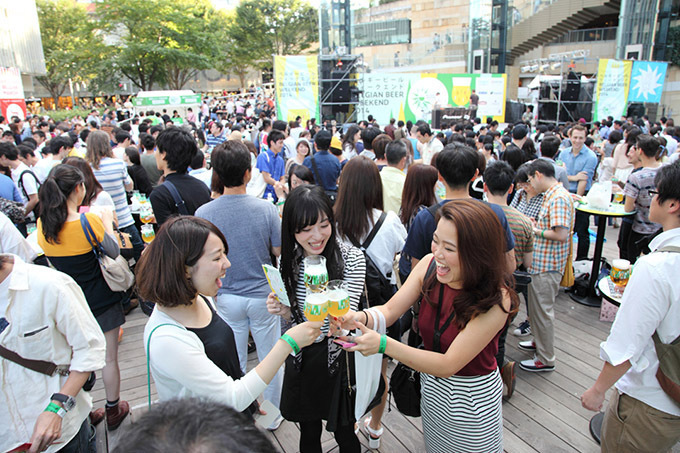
50, 393, 76, 412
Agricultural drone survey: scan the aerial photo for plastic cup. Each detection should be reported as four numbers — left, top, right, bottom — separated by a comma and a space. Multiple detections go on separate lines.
141, 224, 155, 243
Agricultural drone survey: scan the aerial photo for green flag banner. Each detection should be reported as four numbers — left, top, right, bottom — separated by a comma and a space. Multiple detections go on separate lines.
274, 55, 319, 123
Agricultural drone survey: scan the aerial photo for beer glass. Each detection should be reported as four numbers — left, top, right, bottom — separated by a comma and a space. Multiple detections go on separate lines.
611, 259, 631, 287
613, 192, 624, 204
327, 280, 350, 317
304, 290, 329, 322
141, 224, 155, 243
303, 255, 328, 292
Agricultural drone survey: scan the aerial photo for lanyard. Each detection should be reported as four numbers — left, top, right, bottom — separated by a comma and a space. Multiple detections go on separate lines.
433, 284, 457, 353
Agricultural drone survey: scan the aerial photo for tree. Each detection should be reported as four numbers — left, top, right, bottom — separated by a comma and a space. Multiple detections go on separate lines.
97, 0, 214, 91
36, 0, 106, 103
217, 0, 318, 89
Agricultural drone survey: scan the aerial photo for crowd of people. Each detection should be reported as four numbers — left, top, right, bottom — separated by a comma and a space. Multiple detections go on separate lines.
1, 96, 679, 453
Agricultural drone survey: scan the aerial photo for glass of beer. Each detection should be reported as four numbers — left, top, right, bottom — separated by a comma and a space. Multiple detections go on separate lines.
613, 192, 624, 204
303, 255, 328, 292
304, 290, 329, 322
327, 280, 350, 317
140, 205, 155, 224
141, 224, 155, 243
610, 259, 631, 296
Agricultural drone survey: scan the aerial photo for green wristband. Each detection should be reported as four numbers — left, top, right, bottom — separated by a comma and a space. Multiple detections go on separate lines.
541, 229, 545, 239
281, 334, 300, 355
378, 334, 387, 354
45, 402, 65, 418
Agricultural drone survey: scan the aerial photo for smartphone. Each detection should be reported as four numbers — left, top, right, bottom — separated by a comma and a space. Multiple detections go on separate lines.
253, 399, 280, 430
333, 339, 357, 348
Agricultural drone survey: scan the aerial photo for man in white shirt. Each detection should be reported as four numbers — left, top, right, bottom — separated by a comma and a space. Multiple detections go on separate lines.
112, 130, 132, 160
415, 123, 443, 166
581, 161, 680, 452
380, 140, 407, 215
32, 136, 72, 183
0, 254, 106, 453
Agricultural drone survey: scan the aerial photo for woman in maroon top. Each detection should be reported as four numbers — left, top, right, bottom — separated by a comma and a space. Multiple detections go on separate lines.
334, 199, 518, 452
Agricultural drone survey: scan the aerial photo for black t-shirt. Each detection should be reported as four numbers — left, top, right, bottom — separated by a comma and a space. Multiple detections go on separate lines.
187, 297, 257, 416
149, 172, 211, 225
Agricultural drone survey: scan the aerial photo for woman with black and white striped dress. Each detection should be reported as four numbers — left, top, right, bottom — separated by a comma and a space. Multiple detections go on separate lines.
267, 185, 366, 453
333, 199, 518, 452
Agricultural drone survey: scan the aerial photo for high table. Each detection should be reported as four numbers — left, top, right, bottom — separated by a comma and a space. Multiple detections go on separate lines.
569, 203, 634, 307
589, 276, 624, 444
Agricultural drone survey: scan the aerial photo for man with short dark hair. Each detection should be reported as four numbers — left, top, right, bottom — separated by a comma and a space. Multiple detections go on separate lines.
518, 159, 573, 372
581, 162, 680, 452
257, 129, 286, 201
415, 123, 442, 165
0, 142, 39, 221
195, 142, 283, 428
139, 133, 162, 187
380, 140, 407, 215
204, 122, 226, 153
149, 127, 211, 225
303, 130, 341, 195
400, 143, 516, 281
188, 150, 212, 188
539, 135, 569, 189
112, 398, 276, 452
112, 129, 131, 160
359, 127, 381, 160
384, 118, 397, 139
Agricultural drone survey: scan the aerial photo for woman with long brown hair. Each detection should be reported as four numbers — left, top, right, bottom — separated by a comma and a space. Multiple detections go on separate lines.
334, 199, 518, 452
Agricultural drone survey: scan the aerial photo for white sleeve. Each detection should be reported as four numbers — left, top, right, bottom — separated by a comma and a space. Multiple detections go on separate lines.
150, 330, 268, 412
92, 191, 115, 208
0, 212, 37, 262
342, 245, 366, 311
20, 172, 38, 196
599, 258, 670, 371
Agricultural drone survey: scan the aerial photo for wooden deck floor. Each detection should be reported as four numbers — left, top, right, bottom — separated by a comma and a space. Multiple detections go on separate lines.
95, 224, 680, 452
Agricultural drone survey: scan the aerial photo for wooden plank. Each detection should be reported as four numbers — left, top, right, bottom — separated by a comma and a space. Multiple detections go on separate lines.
502, 404, 579, 453
503, 423, 538, 453
270, 420, 301, 453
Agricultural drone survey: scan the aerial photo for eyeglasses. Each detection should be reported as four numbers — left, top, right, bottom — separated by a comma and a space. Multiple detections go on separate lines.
648, 189, 659, 197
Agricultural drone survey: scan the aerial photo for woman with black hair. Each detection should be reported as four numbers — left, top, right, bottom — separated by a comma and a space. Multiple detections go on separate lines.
334, 156, 406, 449
36, 164, 130, 430
266, 185, 366, 453
123, 146, 153, 197
341, 125, 361, 160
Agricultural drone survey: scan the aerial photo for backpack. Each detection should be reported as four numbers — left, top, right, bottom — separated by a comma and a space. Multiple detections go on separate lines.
18, 169, 41, 216
650, 245, 680, 405
0, 196, 25, 224
350, 212, 395, 309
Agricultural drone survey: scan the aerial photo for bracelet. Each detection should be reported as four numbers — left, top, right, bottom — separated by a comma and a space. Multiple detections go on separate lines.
280, 334, 300, 355
45, 402, 66, 418
363, 310, 369, 326
541, 229, 545, 239
378, 334, 387, 354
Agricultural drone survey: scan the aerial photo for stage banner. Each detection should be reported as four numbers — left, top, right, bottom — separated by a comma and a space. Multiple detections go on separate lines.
0, 67, 27, 119
628, 61, 667, 103
594, 59, 632, 121
356, 73, 506, 127
273, 55, 319, 123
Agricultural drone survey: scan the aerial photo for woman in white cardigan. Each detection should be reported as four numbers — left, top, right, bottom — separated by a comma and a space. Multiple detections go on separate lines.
138, 216, 320, 413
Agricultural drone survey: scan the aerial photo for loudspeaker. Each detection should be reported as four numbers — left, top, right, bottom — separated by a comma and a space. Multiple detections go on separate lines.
331, 70, 350, 103
562, 70, 581, 102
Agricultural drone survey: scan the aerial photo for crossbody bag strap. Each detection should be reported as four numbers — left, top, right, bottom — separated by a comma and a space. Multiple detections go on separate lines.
146, 322, 186, 409
412, 258, 437, 332
310, 155, 323, 187
80, 213, 103, 256
361, 212, 387, 250
163, 180, 189, 216
0, 344, 60, 376
432, 284, 457, 353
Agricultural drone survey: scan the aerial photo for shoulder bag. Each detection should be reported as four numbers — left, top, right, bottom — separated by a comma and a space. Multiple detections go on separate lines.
80, 214, 134, 292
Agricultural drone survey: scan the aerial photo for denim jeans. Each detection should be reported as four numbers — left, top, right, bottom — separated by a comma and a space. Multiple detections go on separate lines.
215, 293, 283, 409
57, 418, 95, 453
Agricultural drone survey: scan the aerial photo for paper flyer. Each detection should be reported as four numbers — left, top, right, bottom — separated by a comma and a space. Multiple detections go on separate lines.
262, 264, 290, 306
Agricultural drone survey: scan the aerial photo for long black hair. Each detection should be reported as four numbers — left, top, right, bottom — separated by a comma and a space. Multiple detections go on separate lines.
39, 164, 84, 244
280, 185, 344, 315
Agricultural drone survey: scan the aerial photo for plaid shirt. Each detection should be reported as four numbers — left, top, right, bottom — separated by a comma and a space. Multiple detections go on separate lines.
530, 183, 574, 274
510, 189, 544, 221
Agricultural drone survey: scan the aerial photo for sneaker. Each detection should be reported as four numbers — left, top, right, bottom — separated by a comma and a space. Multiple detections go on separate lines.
363, 416, 383, 450
266, 414, 284, 431
105, 400, 130, 431
519, 358, 555, 372
513, 320, 531, 337
518, 340, 536, 351
501, 361, 516, 399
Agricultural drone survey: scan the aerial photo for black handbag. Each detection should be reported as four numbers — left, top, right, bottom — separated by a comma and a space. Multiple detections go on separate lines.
389, 329, 423, 417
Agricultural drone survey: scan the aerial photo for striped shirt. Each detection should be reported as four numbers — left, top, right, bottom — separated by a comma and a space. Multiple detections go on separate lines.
530, 183, 574, 274
510, 188, 544, 221
293, 241, 365, 338
501, 205, 534, 269
205, 133, 226, 152
91, 158, 134, 228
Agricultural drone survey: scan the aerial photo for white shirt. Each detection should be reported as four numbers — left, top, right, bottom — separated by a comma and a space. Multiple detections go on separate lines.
341, 210, 407, 285
419, 136, 444, 166
1, 255, 106, 453
0, 212, 37, 262
144, 304, 267, 412
11, 162, 38, 204
189, 167, 212, 188
661, 134, 678, 155
600, 228, 680, 415
32, 155, 58, 183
